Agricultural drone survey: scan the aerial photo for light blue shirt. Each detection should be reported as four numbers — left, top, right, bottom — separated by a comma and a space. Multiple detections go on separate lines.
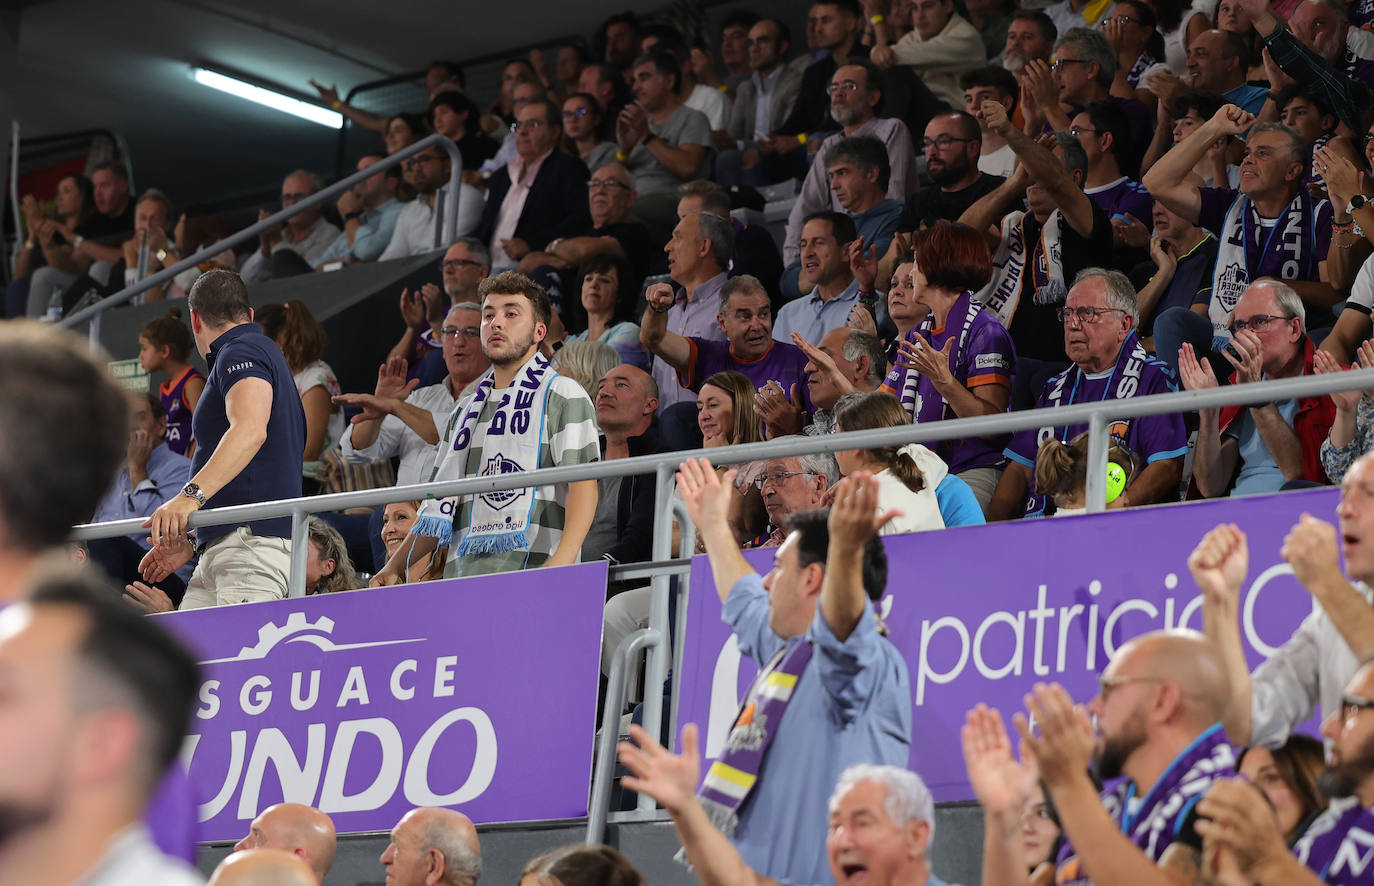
772, 277, 863, 346
1229, 396, 1301, 496
751, 67, 784, 141
722, 573, 911, 886
935, 474, 985, 527
92, 442, 194, 581
318, 198, 403, 263
1224, 83, 1270, 116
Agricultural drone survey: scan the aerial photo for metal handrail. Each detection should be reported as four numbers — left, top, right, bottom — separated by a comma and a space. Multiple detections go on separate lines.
71, 365, 1374, 578
586, 627, 663, 845
57, 133, 463, 343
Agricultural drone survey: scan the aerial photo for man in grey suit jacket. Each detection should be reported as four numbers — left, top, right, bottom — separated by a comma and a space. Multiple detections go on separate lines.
719, 19, 809, 186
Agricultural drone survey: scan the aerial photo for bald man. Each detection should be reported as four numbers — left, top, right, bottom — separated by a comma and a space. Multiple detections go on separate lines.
209, 849, 316, 886
966, 629, 1234, 886
233, 803, 337, 884
380, 807, 483, 886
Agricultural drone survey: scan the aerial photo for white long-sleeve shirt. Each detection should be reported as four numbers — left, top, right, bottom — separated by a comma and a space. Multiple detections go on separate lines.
339, 382, 457, 487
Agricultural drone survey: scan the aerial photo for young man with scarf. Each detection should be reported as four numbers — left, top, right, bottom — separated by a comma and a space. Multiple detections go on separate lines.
960, 99, 1115, 410
1190, 659, 1374, 886
964, 629, 1236, 886
1179, 280, 1336, 497
1143, 105, 1337, 370
987, 268, 1187, 520
664, 462, 911, 886
371, 271, 599, 582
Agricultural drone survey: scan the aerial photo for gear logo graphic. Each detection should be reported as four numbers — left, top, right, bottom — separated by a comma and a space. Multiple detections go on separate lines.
199, 611, 426, 664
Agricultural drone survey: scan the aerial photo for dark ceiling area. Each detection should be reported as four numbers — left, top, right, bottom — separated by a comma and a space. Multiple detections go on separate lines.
5, 0, 792, 211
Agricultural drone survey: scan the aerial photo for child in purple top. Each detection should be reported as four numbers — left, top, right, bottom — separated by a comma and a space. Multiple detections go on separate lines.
138, 310, 204, 458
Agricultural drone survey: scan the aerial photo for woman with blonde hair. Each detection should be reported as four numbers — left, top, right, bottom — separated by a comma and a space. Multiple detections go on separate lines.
1033, 431, 1137, 516
831, 391, 946, 534
306, 518, 361, 593
553, 340, 620, 403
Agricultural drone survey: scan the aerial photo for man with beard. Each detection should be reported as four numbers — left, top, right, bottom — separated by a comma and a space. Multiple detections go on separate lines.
1192, 454, 1374, 750
899, 111, 1005, 235
1189, 660, 1374, 885
0, 572, 203, 885
782, 61, 917, 272
962, 629, 1234, 886
383, 239, 491, 382
371, 271, 599, 582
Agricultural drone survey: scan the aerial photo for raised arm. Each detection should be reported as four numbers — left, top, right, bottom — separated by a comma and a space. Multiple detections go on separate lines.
1189, 523, 1255, 744
979, 99, 1095, 238
1143, 105, 1255, 224
821, 473, 901, 641
677, 458, 756, 603
959, 162, 1032, 250
1283, 514, 1374, 663
640, 282, 693, 372
963, 705, 1036, 886
618, 724, 778, 886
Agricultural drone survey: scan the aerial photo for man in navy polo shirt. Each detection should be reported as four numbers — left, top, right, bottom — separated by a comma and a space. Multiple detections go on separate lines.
139, 270, 305, 608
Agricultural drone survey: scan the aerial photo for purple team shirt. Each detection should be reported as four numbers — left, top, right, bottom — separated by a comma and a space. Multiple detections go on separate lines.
683, 337, 815, 413
1085, 176, 1153, 223
1006, 341, 1187, 517
878, 292, 1016, 474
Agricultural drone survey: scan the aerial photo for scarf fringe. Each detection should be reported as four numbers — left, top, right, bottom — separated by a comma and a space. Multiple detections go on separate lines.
414, 514, 453, 546
455, 528, 530, 557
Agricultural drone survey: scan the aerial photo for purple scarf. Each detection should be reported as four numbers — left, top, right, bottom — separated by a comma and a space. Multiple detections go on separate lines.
1293, 797, 1374, 884
693, 638, 815, 837
894, 290, 982, 425
1058, 724, 1235, 883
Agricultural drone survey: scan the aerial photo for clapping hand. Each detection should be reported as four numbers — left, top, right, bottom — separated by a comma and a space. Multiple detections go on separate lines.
1219, 329, 1264, 385
1177, 342, 1220, 392
1313, 345, 1365, 414
618, 723, 702, 816
1014, 683, 1095, 790
896, 332, 955, 388
676, 457, 735, 532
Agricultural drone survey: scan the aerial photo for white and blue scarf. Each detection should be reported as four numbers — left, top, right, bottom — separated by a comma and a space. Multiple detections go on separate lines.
415, 352, 558, 555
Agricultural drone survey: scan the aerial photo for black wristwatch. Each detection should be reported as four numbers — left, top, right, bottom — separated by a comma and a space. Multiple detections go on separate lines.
181, 482, 206, 507
1352, 195, 1369, 213
344, 210, 365, 222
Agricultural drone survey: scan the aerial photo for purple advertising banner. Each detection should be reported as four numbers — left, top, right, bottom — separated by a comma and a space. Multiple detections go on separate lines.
678, 488, 1340, 802
158, 561, 607, 841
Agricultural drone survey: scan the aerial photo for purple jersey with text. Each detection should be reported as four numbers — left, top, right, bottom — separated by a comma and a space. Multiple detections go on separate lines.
682, 337, 815, 413
159, 366, 202, 457
1086, 177, 1153, 224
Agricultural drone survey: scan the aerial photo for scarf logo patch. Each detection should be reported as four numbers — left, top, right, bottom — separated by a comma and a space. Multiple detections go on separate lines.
479, 455, 526, 509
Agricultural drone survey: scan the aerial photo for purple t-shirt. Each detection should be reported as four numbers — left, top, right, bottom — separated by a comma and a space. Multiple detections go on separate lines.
1085, 177, 1153, 224
878, 292, 1016, 473
1005, 338, 1187, 516
683, 337, 814, 413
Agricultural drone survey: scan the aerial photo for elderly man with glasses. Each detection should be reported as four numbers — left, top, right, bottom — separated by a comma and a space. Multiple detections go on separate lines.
475, 97, 591, 273
1178, 279, 1336, 497
988, 267, 1187, 520
240, 170, 341, 283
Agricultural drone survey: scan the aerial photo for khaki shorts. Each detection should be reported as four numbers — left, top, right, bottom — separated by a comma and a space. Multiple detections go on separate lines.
179, 527, 292, 610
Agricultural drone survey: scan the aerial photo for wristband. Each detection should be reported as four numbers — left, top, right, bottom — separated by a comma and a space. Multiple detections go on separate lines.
616, 150, 630, 162
1334, 220, 1356, 234
331, 99, 342, 109
871, 13, 886, 23
643, 132, 657, 146
344, 210, 364, 222
649, 301, 673, 314
797, 132, 808, 146
547, 237, 564, 253
23, 239, 32, 250
717, 84, 729, 92
73, 235, 84, 250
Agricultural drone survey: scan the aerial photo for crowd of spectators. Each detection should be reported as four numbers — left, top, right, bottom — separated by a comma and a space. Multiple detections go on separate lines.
22, 0, 1374, 880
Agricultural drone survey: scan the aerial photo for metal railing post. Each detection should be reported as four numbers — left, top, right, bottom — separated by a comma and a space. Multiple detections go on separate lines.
668, 499, 695, 758
638, 463, 676, 812
288, 509, 309, 597
586, 628, 662, 845
1085, 411, 1109, 513
59, 134, 463, 334
440, 157, 461, 247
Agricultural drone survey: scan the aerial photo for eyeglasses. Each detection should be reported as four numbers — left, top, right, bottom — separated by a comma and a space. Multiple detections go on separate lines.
1228, 313, 1292, 335
746, 36, 775, 47
588, 179, 631, 191
1051, 58, 1092, 72
440, 325, 481, 339
1341, 693, 1374, 724
1068, 125, 1101, 137
403, 154, 438, 168
922, 135, 975, 151
280, 192, 310, 204
1097, 674, 1165, 702
752, 470, 816, 490
510, 119, 549, 132
1057, 306, 1127, 324
562, 107, 591, 118
826, 81, 863, 95
442, 258, 483, 272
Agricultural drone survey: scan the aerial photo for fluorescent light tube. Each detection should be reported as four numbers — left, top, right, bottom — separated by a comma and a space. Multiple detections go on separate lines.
192, 67, 343, 129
